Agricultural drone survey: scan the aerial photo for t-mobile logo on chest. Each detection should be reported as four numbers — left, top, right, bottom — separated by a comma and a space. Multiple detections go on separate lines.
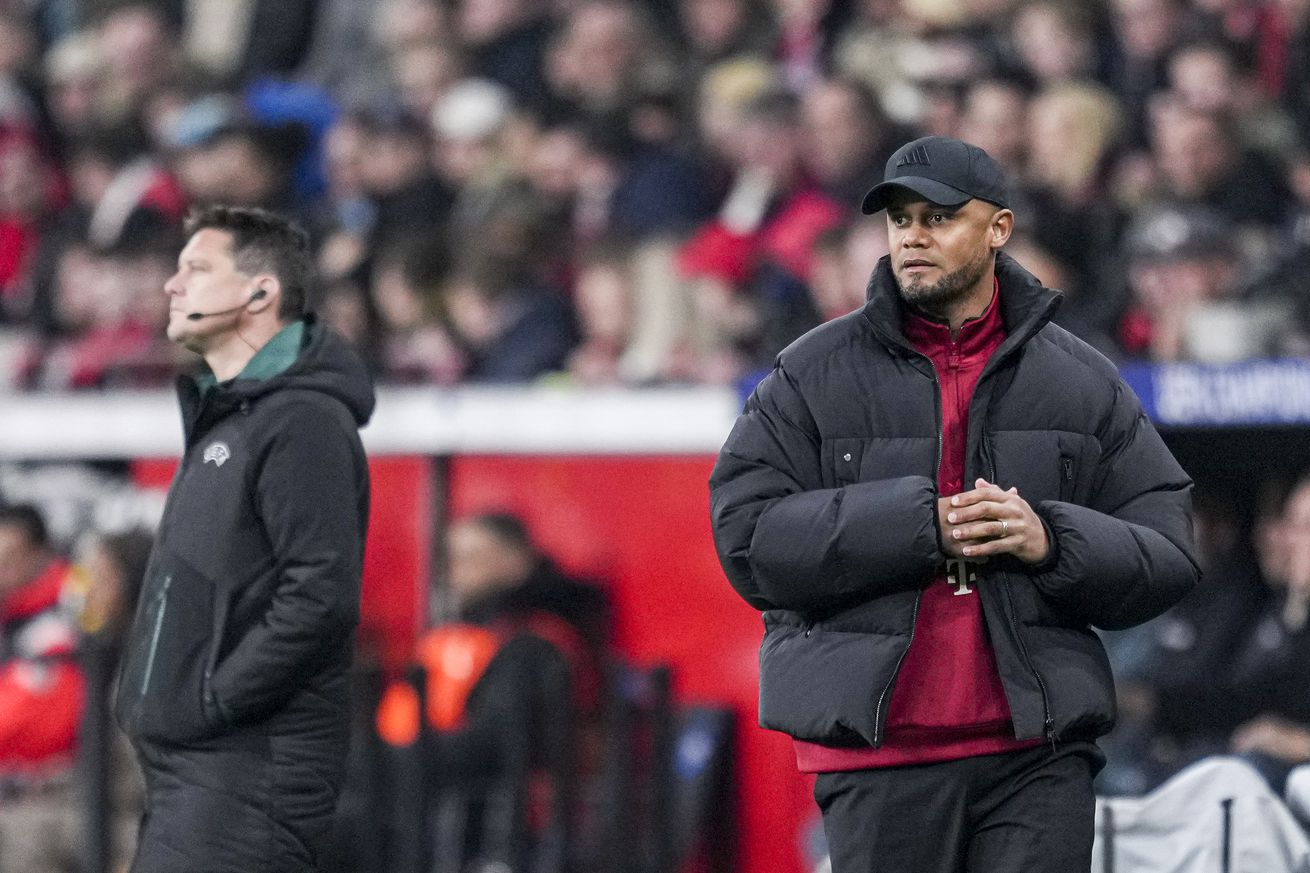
946, 559, 977, 596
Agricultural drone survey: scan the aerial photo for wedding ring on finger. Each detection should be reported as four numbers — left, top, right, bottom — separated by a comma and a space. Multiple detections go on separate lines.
1000, 519, 1009, 538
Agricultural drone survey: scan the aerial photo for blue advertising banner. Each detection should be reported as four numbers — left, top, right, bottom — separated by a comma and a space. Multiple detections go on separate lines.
1119, 359, 1310, 428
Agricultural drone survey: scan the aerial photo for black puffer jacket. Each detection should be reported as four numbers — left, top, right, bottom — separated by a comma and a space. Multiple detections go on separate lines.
709, 253, 1199, 749
116, 318, 373, 873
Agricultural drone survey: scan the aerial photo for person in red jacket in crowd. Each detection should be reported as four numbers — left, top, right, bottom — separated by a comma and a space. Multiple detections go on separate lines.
0, 503, 81, 773
0, 503, 84, 873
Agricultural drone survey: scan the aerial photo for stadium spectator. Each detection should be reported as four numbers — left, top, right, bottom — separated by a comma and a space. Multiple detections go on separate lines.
356, 107, 453, 253
1191, 0, 1295, 100
695, 56, 780, 172
375, 512, 607, 871
0, 124, 65, 323
682, 86, 847, 378
1166, 37, 1301, 153
0, 11, 43, 130
802, 76, 900, 209
439, 249, 576, 383
369, 235, 464, 384
431, 77, 523, 235
799, 222, 862, 323
181, 0, 317, 84
42, 31, 107, 141
1112, 493, 1268, 788
1147, 99, 1291, 227
565, 240, 639, 385
1168, 38, 1249, 115
528, 117, 715, 253
170, 121, 307, 213
1106, 472, 1310, 795
1027, 82, 1124, 207
94, 4, 179, 122
772, 0, 850, 91
316, 278, 374, 363
675, 0, 775, 75
455, 0, 552, 108
28, 238, 180, 389
958, 76, 1031, 177
681, 88, 843, 290
314, 111, 376, 283
72, 527, 152, 873
0, 503, 83, 873
1108, 0, 1189, 143
373, 0, 447, 53
545, 1, 670, 119
63, 121, 186, 251
1116, 205, 1287, 361
390, 39, 465, 122
1022, 81, 1125, 297
1007, 0, 1102, 85
1225, 473, 1310, 792
1248, 153, 1310, 355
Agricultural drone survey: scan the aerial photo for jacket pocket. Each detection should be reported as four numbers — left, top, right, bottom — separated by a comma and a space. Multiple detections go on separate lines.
758, 613, 908, 745
117, 555, 222, 744
1022, 624, 1116, 740
1059, 454, 1076, 502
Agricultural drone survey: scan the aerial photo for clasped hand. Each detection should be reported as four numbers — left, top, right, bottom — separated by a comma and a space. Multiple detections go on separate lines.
937, 478, 1050, 565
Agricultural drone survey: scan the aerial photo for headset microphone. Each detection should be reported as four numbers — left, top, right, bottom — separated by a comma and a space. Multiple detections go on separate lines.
186, 288, 268, 321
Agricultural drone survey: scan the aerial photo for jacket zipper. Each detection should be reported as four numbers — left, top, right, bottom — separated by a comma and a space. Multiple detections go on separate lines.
874, 590, 921, 746
139, 575, 172, 697
1003, 580, 1055, 750
1061, 455, 1075, 501
872, 358, 942, 747
864, 282, 1061, 747
985, 440, 1055, 748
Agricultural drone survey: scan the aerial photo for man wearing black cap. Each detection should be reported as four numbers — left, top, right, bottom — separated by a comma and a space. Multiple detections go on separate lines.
709, 136, 1199, 872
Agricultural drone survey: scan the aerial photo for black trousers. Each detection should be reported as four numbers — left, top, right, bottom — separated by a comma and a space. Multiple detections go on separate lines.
814, 742, 1104, 873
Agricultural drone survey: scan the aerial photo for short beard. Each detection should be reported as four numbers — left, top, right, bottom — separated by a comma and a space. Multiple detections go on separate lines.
896, 251, 992, 319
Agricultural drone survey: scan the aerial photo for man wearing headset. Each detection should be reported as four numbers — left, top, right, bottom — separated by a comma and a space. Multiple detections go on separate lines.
116, 205, 375, 873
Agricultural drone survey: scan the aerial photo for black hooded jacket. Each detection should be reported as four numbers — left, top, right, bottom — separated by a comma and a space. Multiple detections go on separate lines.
116, 318, 374, 873
709, 252, 1199, 750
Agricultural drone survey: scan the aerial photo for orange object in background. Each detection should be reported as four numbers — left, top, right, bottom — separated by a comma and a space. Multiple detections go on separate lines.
415, 624, 501, 732
375, 681, 421, 747
375, 624, 500, 745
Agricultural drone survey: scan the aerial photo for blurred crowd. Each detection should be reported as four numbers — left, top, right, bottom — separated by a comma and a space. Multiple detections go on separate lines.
1099, 469, 1310, 801
0, 0, 1306, 391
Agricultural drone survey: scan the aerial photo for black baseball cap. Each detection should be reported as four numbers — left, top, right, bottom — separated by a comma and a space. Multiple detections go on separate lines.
860, 135, 1010, 214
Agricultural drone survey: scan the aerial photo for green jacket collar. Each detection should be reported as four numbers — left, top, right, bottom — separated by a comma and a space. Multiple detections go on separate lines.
196, 320, 306, 394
